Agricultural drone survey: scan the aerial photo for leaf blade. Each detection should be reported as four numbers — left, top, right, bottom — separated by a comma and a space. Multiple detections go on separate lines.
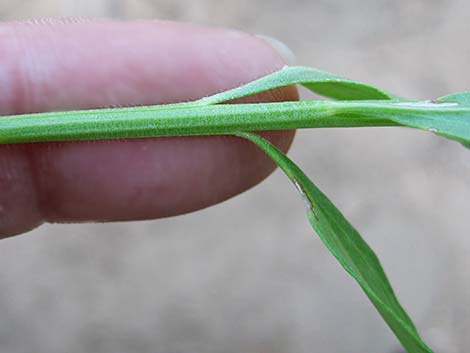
237, 131, 434, 353
199, 66, 397, 105
346, 100, 470, 147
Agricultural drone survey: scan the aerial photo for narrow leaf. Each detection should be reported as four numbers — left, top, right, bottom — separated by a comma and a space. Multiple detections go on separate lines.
237, 131, 434, 353
365, 100, 470, 146
198, 66, 397, 104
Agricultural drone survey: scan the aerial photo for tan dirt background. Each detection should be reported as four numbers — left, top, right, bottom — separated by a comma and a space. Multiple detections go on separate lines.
0, 1, 469, 352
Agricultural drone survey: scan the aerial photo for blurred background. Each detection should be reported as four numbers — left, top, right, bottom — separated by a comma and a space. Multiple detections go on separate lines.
0, 1, 469, 352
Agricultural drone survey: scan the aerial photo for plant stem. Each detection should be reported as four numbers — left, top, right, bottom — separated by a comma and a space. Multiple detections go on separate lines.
0, 100, 467, 144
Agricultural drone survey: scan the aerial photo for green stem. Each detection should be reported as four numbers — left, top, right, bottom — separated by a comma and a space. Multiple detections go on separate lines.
0, 100, 467, 144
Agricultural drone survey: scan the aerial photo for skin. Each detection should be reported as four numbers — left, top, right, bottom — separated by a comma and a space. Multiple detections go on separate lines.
0, 18, 298, 238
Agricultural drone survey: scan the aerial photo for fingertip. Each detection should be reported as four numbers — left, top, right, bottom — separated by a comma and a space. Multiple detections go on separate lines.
255, 34, 297, 66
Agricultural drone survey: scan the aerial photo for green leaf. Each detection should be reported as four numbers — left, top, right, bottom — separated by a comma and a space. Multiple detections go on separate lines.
437, 91, 470, 106
237, 131, 434, 353
365, 100, 470, 147
198, 66, 397, 104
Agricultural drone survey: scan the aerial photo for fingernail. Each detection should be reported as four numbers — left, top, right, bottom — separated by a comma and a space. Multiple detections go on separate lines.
256, 34, 296, 65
